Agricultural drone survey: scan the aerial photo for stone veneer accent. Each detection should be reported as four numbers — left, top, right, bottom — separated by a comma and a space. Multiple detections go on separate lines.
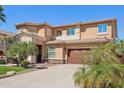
48, 59, 65, 64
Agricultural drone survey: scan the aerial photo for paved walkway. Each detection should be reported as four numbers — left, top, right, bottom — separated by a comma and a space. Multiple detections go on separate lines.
0, 64, 80, 88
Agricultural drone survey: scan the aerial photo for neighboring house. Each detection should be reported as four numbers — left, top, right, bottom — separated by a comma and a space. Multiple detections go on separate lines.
15, 18, 117, 64
0, 29, 14, 59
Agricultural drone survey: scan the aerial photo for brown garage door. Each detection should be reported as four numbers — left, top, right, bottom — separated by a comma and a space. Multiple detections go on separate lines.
67, 48, 90, 64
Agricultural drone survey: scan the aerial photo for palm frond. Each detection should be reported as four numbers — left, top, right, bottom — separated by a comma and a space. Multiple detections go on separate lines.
0, 6, 4, 11
0, 6, 6, 23
74, 41, 124, 88
0, 16, 6, 22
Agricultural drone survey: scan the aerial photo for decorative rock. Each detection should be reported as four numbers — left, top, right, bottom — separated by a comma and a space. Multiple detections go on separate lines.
28, 64, 35, 68
6, 71, 16, 76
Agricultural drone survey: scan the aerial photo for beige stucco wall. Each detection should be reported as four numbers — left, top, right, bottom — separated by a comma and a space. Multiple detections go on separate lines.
48, 43, 104, 60
54, 23, 114, 41
41, 27, 52, 41
80, 23, 112, 39
38, 28, 45, 37
112, 21, 117, 38
37, 27, 53, 40
55, 45, 63, 59
20, 36, 32, 42
62, 30, 67, 36
55, 28, 80, 40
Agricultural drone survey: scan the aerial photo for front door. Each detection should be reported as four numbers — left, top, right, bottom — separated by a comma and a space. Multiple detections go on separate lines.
36, 45, 42, 63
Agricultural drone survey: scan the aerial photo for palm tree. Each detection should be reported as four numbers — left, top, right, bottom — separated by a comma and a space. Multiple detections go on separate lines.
82, 43, 120, 65
0, 5, 6, 23
73, 42, 124, 88
74, 63, 124, 88
0, 5, 6, 54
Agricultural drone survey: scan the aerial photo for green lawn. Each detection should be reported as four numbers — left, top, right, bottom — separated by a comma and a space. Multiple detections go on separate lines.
0, 66, 25, 75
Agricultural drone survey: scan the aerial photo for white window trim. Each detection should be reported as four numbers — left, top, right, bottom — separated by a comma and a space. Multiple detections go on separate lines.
97, 32, 108, 35
56, 28, 80, 40
67, 28, 75, 36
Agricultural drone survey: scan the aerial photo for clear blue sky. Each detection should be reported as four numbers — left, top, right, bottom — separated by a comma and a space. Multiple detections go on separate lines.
0, 5, 124, 39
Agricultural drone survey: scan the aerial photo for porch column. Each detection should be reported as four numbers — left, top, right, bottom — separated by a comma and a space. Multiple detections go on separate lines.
62, 44, 66, 64
42, 44, 46, 62
27, 55, 36, 64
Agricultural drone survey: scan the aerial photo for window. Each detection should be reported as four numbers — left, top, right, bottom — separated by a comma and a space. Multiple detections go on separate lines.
98, 24, 108, 33
56, 30, 62, 36
48, 45, 55, 58
67, 28, 75, 36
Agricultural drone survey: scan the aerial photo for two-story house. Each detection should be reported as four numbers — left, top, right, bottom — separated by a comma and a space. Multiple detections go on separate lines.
15, 18, 117, 64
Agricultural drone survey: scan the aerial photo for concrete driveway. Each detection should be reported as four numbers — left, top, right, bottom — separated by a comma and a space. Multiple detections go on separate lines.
0, 64, 80, 88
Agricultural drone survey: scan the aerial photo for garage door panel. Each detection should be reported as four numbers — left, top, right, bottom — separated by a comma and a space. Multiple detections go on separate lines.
68, 48, 90, 64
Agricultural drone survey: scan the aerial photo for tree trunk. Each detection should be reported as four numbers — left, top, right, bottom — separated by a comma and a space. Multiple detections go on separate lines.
17, 57, 20, 66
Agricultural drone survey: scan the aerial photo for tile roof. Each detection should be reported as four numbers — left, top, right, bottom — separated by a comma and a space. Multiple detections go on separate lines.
15, 18, 117, 28
46, 38, 113, 45
14, 32, 46, 45
16, 22, 52, 27
0, 29, 15, 36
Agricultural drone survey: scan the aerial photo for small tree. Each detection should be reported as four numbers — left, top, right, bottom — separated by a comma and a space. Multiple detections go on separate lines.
6, 41, 38, 66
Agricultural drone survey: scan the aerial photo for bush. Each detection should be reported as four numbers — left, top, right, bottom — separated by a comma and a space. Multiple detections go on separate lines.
74, 63, 124, 88
20, 60, 30, 68
0, 60, 5, 64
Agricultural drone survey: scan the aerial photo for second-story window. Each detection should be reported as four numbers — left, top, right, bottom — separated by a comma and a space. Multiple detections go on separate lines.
98, 24, 108, 33
67, 28, 75, 36
56, 30, 62, 36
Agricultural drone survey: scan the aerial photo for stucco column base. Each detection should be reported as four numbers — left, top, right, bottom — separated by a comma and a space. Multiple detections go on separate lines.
27, 55, 36, 64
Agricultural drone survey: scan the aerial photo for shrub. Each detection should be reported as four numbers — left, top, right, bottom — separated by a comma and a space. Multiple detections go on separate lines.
73, 42, 124, 88
74, 63, 124, 88
20, 60, 30, 68
0, 60, 5, 64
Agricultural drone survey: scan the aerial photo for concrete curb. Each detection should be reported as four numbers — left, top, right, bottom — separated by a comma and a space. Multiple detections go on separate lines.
0, 68, 37, 79
0, 64, 57, 80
